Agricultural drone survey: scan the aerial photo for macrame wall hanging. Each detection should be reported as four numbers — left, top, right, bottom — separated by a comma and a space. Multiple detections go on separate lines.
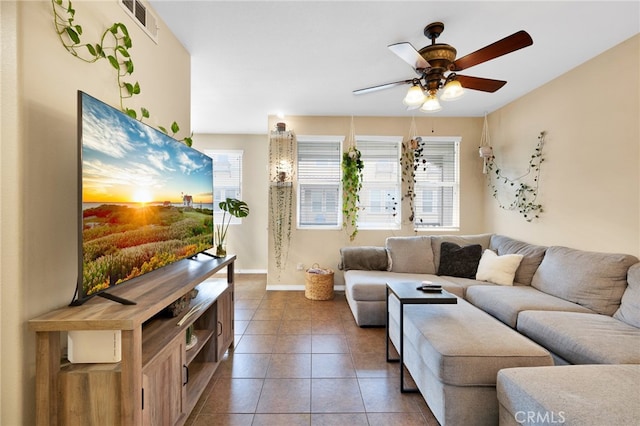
342, 117, 363, 241
482, 115, 547, 222
479, 114, 494, 174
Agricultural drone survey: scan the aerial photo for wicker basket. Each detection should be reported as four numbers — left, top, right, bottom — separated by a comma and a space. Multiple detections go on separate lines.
304, 263, 334, 300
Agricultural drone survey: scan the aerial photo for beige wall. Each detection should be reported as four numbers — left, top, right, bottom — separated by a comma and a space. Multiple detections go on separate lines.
0, 1, 190, 423
192, 134, 269, 272
266, 115, 486, 286
485, 34, 640, 256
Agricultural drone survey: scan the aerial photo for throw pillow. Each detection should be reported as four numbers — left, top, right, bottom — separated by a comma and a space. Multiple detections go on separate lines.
437, 242, 483, 278
476, 249, 524, 286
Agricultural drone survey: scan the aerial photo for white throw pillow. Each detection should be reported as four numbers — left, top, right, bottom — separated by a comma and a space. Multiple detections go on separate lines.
476, 249, 524, 286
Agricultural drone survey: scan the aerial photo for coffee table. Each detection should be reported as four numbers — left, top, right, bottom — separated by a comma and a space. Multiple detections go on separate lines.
386, 281, 457, 392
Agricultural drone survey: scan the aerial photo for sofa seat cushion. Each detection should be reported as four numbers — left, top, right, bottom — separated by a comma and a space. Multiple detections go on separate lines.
517, 310, 640, 364
389, 296, 552, 387
489, 235, 547, 286
344, 270, 464, 301
531, 246, 638, 316
466, 286, 594, 328
497, 365, 640, 426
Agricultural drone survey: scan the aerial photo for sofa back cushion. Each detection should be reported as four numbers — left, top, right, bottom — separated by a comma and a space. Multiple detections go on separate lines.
489, 234, 547, 285
531, 246, 638, 316
614, 262, 640, 328
431, 234, 492, 272
385, 236, 435, 274
339, 246, 388, 271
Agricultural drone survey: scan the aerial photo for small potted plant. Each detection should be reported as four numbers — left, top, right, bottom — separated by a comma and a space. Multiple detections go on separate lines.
214, 198, 250, 257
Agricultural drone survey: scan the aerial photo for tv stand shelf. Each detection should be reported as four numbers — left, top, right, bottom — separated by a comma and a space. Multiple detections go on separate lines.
29, 254, 236, 426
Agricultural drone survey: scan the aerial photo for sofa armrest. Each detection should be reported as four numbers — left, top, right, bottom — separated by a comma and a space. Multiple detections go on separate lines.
339, 246, 388, 271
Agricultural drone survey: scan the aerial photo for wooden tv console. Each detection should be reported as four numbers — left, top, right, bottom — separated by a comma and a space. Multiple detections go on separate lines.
29, 254, 236, 426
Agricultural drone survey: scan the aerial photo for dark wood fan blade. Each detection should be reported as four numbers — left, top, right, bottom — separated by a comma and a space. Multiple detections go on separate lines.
451, 30, 533, 72
353, 79, 412, 95
388, 42, 430, 71
456, 75, 507, 93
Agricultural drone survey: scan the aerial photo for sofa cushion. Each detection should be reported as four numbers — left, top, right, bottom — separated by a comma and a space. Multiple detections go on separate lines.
497, 365, 640, 426
338, 246, 388, 271
475, 249, 524, 286
437, 242, 482, 278
466, 286, 594, 328
614, 262, 640, 328
531, 246, 638, 316
489, 234, 547, 285
517, 310, 640, 364
431, 234, 492, 272
388, 296, 552, 386
385, 236, 435, 274
344, 270, 464, 301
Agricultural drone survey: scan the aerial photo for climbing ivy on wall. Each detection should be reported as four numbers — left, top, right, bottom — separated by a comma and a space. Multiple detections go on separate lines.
50, 0, 192, 146
484, 131, 546, 222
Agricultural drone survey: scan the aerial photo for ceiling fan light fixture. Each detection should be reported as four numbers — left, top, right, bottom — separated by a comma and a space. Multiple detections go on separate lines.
440, 79, 465, 101
403, 84, 426, 107
420, 93, 442, 113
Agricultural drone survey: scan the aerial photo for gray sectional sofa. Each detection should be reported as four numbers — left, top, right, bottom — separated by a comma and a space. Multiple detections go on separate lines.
339, 234, 640, 425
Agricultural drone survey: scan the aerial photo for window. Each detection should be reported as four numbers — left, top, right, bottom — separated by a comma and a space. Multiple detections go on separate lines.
297, 136, 342, 229
414, 137, 460, 230
205, 149, 243, 225
356, 136, 402, 230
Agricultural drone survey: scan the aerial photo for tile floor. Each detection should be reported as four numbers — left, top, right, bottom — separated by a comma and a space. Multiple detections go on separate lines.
185, 274, 440, 425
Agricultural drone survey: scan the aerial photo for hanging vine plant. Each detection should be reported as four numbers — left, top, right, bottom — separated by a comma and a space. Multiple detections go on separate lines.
400, 136, 427, 223
342, 145, 364, 241
50, 0, 192, 146
484, 131, 546, 222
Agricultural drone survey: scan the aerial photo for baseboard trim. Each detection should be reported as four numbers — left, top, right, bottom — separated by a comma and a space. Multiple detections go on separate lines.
266, 284, 345, 291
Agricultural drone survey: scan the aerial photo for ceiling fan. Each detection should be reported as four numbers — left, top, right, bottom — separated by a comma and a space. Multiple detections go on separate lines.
353, 22, 533, 112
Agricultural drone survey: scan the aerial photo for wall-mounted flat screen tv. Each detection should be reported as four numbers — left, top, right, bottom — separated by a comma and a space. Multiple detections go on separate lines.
72, 91, 214, 306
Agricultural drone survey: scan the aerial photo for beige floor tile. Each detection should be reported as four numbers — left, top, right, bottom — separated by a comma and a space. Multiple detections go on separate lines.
312, 318, 345, 334
252, 413, 311, 425
273, 334, 312, 353
352, 351, 396, 378
234, 334, 278, 353
252, 308, 284, 321
311, 334, 349, 353
279, 319, 312, 334
266, 353, 311, 378
199, 378, 264, 414
191, 413, 254, 426
358, 377, 421, 413
256, 378, 311, 413
312, 353, 356, 378
310, 413, 369, 425
244, 320, 281, 335
234, 309, 255, 321
216, 353, 271, 378
282, 307, 312, 321
366, 412, 431, 425
311, 378, 365, 413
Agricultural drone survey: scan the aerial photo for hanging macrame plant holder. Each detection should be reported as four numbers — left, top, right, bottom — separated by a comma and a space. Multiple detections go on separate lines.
342, 117, 363, 241
479, 114, 493, 174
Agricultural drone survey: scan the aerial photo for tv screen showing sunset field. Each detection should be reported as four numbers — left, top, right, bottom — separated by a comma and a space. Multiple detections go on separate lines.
80, 92, 213, 297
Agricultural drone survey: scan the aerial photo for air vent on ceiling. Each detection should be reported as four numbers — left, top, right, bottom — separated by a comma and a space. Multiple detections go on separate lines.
120, 0, 158, 43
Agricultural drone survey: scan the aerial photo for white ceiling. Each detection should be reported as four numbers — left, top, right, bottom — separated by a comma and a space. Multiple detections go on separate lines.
150, 1, 640, 134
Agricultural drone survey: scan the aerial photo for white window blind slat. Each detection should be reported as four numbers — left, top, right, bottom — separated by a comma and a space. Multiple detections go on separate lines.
356, 137, 402, 230
297, 138, 341, 228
